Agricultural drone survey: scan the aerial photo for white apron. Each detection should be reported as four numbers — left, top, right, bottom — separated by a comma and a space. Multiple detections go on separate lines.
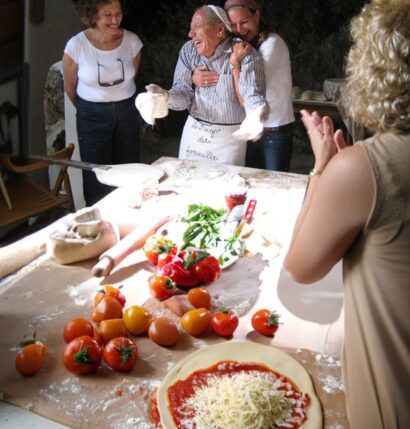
179, 116, 246, 166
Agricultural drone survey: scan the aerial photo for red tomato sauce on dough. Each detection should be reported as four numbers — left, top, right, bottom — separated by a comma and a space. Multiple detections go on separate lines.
149, 391, 162, 428
150, 360, 310, 429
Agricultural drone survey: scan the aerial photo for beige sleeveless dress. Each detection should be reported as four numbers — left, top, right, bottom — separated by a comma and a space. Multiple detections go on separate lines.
342, 132, 410, 428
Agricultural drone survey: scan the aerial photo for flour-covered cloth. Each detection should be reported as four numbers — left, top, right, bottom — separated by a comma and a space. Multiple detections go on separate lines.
179, 116, 246, 165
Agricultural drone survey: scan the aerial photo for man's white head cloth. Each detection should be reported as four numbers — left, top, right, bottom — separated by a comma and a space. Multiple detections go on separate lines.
206, 5, 232, 33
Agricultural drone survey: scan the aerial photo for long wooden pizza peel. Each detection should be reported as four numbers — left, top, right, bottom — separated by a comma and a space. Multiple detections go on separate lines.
26, 154, 165, 188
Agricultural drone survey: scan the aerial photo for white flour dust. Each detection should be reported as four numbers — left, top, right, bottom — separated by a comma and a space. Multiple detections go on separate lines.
38, 376, 160, 427
124, 417, 155, 429
33, 308, 64, 323
319, 374, 344, 394
67, 285, 88, 306
22, 291, 34, 299
314, 353, 344, 394
315, 353, 341, 368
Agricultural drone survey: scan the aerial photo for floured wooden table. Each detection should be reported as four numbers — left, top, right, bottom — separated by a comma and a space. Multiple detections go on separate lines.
0, 158, 348, 428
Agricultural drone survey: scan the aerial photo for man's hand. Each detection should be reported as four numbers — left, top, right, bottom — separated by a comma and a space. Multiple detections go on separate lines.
135, 84, 169, 125
192, 65, 219, 88
145, 84, 168, 96
233, 105, 266, 142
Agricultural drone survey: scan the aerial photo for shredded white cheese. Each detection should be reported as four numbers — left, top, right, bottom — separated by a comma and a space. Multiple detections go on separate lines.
179, 371, 294, 429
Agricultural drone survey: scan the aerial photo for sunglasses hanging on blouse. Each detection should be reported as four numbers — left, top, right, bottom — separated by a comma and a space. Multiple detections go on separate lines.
97, 58, 124, 87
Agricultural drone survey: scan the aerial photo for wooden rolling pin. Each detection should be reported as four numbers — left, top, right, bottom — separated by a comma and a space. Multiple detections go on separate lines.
91, 216, 170, 277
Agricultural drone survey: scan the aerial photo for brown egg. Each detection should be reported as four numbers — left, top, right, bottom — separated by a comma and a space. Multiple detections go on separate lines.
148, 317, 179, 347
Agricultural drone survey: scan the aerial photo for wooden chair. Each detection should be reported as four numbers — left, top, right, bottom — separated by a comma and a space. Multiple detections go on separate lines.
0, 143, 75, 228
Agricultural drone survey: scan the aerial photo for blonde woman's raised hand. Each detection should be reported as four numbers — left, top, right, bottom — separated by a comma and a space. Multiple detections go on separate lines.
300, 110, 337, 172
334, 129, 348, 152
231, 40, 251, 65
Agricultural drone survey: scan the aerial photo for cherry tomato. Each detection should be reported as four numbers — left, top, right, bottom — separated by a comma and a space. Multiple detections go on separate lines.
94, 285, 126, 308
210, 308, 239, 337
92, 295, 123, 324
148, 317, 180, 346
63, 335, 102, 375
225, 193, 247, 211
103, 337, 138, 372
183, 250, 221, 284
143, 236, 177, 266
181, 308, 211, 336
63, 318, 94, 343
98, 318, 127, 344
123, 305, 152, 335
157, 252, 176, 269
149, 275, 177, 300
187, 287, 211, 309
251, 309, 280, 336
93, 326, 104, 346
15, 339, 48, 376
159, 258, 199, 289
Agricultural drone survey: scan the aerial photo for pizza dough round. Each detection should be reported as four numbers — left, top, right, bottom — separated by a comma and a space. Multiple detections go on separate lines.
157, 341, 322, 429
94, 163, 165, 188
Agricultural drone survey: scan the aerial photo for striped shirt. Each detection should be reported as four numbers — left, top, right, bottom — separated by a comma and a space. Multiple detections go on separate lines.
168, 38, 267, 125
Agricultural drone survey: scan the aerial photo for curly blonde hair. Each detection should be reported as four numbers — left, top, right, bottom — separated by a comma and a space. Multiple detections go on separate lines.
344, 0, 410, 133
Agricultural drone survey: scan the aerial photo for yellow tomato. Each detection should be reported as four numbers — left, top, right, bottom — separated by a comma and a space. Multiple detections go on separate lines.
181, 308, 211, 336
123, 305, 152, 335
99, 318, 127, 344
187, 287, 211, 309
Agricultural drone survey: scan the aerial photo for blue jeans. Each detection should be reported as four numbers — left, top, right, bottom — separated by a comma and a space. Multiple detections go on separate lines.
245, 122, 294, 171
76, 96, 140, 206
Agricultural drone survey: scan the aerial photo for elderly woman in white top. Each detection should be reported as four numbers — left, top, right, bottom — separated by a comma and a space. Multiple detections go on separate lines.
63, 0, 142, 206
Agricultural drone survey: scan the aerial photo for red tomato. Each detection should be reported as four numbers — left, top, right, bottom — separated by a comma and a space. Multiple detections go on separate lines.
63, 318, 94, 343
210, 308, 239, 337
143, 236, 177, 266
149, 275, 177, 300
63, 335, 102, 375
183, 250, 221, 284
187, 287, 211, 309
92, 295, 123, 324
94, 285, 126, 308
225, 193, 247, 211
15, 339, 48, 376
103, 337, 138, 372
181, 308, 211, 336
158, 259, 199, 288
157, 252, 176, 268
251, 309, 280, 336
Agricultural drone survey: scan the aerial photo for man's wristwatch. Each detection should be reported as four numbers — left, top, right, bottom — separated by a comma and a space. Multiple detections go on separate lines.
229, 63, 240, 70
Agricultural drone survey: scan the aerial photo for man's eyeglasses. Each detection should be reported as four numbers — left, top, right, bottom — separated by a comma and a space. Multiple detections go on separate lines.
97, 58, 124, 87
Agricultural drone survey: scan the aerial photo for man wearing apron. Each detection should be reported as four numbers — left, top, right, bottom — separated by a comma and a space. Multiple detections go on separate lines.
136, 5, 268, 166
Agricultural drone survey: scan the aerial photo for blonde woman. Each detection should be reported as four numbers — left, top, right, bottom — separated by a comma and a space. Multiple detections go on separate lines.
284, 0, 410, 427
